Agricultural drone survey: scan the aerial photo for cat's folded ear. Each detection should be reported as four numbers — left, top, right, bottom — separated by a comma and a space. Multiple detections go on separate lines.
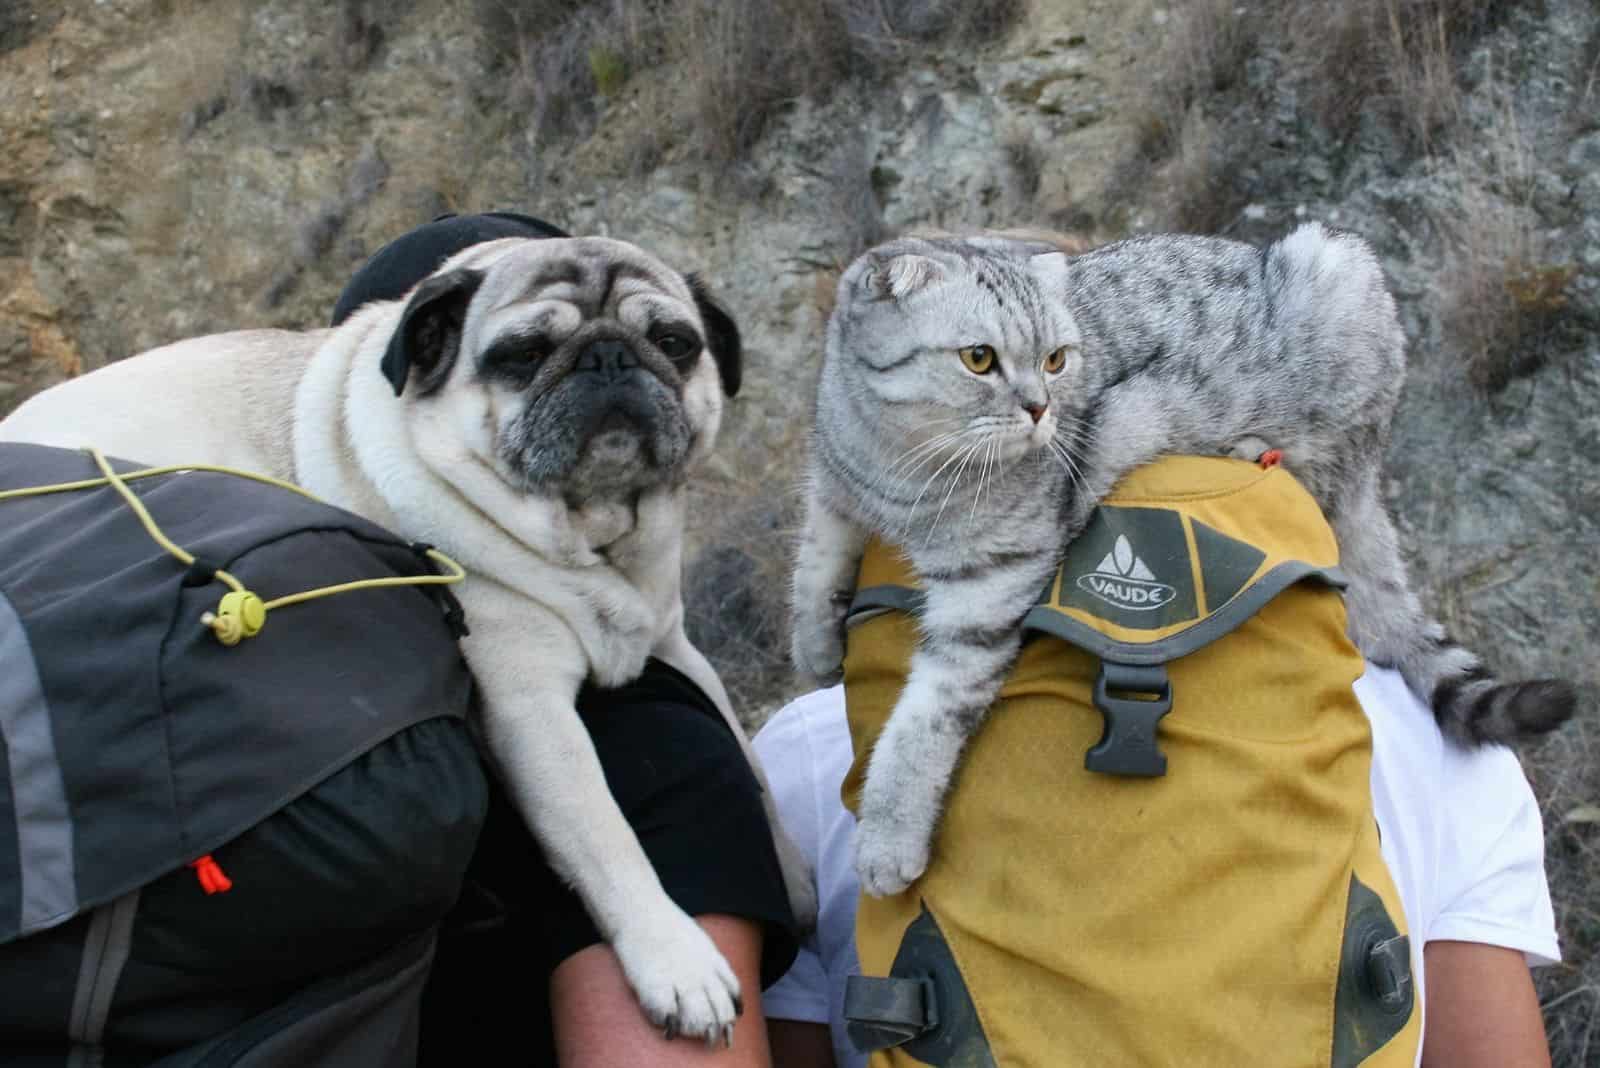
1027, 250, 1071, 292
859, 252, 944, 302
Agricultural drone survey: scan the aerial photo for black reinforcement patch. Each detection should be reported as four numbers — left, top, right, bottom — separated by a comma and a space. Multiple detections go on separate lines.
1055, 507, 1196, 630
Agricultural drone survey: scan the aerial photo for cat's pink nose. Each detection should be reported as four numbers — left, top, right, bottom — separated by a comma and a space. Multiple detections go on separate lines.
1024, 403, 1048, 424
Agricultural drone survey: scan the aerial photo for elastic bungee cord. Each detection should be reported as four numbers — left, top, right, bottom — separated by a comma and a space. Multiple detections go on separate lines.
0, 448, 471, 894
0, 447, 468, 647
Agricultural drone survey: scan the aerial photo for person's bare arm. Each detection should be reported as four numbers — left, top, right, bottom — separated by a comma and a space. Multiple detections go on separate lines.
768, 1019, 837, 1068
552, 914, 773, 1067
1420, 940, 1551, 1068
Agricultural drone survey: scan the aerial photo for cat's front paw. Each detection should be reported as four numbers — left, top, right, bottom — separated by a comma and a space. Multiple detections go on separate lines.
854, 811, 932, 897
791, 591, 849, 686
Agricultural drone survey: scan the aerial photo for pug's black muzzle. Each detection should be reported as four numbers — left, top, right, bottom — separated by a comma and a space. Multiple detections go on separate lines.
576, 338, 639, 381
501, 335, 693, 496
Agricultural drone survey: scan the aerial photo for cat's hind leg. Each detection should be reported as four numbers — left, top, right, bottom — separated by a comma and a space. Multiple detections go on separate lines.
1328, 469, 1576, 746
791, 494, 870, 686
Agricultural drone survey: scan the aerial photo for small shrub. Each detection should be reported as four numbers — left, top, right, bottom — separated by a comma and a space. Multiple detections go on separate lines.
474, 0, 1028, 173
1294, 0, 1515, 152
1110, 0, 1260, 233
587, 45, 628, 96
1437, 82, 1575, 392
683, 480, 807, 725
1525, 717, 1600, 1068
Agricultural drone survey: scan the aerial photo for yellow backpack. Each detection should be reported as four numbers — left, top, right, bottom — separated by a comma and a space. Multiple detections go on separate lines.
839, 456, 1420, 1068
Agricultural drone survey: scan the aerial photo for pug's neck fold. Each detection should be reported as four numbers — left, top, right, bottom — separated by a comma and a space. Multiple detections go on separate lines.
571, 495, 638, 554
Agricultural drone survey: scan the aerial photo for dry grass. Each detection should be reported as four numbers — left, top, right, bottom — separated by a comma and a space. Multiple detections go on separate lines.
1120, 0, 1520, 232
682, 492, 804, 726
682, 450, 813, 727
1437, 84, 1576, 391
1134, 0, 1253, 159
1292, 0, 1492, 152
474, 0, 1027, 172
1525, 718, 1600, 1068
1113, 0, 1262, 232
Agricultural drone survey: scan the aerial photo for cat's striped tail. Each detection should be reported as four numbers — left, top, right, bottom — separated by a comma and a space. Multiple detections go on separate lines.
1407, 635, 1578, 747
1327, 452, 1577, 749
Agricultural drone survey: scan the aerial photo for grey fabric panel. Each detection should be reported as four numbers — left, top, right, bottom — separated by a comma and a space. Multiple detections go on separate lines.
0, 591, 77, 937
161, 532, 473, 879
1189, 517, 1270, 611
0, 447, 189, 944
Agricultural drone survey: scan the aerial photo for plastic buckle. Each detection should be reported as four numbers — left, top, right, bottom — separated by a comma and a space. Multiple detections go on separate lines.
1087, 661, 1173, 777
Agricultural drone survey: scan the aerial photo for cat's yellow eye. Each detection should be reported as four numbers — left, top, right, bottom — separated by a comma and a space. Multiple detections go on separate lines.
959, 344, 997, 374
1043, 346, 1071, 374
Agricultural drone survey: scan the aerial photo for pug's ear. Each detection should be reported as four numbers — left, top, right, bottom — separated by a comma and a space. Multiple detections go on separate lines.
380, 267, 484, 397
686, 274, 742, 397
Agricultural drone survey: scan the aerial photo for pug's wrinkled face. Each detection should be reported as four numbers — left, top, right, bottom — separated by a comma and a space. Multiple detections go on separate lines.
380, 237, 741, 507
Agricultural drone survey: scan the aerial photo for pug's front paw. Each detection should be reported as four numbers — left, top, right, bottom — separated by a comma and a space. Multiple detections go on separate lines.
613, 906, 743, 1048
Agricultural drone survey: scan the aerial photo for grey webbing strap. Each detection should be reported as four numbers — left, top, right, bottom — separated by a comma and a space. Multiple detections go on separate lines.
67, 889, 140, 1068
844, 974, 939, 1052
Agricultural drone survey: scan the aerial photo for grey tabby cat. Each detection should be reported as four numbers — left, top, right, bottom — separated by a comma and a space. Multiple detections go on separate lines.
792, 222, 1576, 897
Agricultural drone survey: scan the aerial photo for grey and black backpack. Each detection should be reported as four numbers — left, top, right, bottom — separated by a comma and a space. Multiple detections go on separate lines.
0, 443, 488, 1067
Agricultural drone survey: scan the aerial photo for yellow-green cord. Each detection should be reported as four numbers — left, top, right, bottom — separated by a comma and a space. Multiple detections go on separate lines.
0, 448, 467, 645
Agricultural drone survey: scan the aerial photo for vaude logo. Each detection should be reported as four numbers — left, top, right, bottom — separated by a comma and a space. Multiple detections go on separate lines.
1076, 534, 1177, 611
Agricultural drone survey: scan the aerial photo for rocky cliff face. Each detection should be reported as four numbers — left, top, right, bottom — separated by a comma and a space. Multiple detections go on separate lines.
6, 0, 1592, 711
3, 0, 1597, 1049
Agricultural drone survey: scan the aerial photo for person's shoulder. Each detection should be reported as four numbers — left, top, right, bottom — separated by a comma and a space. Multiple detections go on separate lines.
1356, 664, 1559, 966
1355, 664, 1446, 771
1357, 664, 1541, 830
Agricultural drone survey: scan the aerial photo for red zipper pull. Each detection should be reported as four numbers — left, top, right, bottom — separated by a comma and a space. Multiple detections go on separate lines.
189, 854, 233, 895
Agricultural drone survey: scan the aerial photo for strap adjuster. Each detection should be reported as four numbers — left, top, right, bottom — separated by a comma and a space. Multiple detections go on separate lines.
843, 974, 939, 1052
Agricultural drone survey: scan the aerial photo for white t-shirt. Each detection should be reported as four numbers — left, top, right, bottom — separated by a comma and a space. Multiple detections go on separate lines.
754, 666, 1560, 1068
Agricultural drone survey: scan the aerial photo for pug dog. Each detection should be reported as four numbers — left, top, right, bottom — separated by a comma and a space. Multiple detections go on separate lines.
0, 235, 817, 1045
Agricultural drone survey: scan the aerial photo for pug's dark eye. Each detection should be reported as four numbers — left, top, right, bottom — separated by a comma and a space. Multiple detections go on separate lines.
479, 333, 554, 384
653, 331, 700, 362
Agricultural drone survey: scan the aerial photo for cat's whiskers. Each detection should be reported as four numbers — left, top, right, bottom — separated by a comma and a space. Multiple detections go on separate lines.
927, 437, 988, 546
899, 427, 990, 527
969, 431, 1001, 527
877, 427, 973, 496
1046, 438, 1091, 501
902, 438, 984, 543
879, 433, 986, 516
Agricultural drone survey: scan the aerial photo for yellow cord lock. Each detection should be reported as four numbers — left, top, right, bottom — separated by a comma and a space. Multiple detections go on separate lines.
201, 591, 267, 646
